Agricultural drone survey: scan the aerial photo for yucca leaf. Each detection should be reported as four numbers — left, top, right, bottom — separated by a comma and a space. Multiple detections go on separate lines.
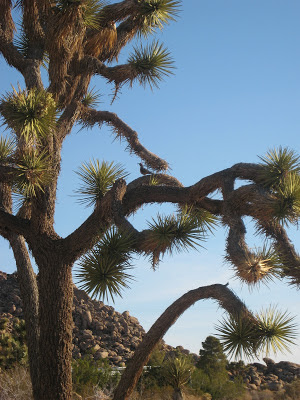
216, 314, 259, 360
216, 307, 298, 360
258, 147, 300, 189
13, 150, 52, 198
230, 244, 282, 287
81, 87, 102, 107
146, 208, 205, 267
163, 355, 193, 389
270, 173, 300, 226
256, 307, 298, 356
75, 160, 128, 207
179, 205, 219, 234
137, 0, 181, 36
128, 41, 174, 89
0, 87, 57, 141
0, 136, 15, 163
76, 227, 135, 302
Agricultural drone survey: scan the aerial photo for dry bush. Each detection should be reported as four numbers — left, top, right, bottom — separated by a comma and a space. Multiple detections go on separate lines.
0, 365, 33, 400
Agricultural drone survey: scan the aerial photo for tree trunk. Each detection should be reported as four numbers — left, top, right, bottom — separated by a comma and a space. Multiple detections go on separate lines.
36, 258, 74, 400
172, 388, 184, 400
113, 284, 251, 400
8, 234, 40, 399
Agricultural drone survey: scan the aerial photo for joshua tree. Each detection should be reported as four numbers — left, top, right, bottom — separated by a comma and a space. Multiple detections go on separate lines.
0, 1, 299, 400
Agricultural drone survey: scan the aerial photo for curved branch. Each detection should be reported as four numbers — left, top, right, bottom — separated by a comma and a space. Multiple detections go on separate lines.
0, 28, 27, 72
113, 283, 252, 400
80, 107, 169, 171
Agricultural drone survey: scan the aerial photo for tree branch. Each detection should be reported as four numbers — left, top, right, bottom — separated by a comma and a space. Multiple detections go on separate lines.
0, 209, 31, 237
113, 283, 252, 400
80, 106, 169, 171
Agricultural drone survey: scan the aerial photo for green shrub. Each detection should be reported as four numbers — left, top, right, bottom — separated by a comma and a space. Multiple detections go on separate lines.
0, 318, 27, 370
72, 357, 120, 396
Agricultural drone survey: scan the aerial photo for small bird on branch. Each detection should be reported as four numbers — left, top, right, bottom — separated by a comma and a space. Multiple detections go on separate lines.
139, 163, 153, 175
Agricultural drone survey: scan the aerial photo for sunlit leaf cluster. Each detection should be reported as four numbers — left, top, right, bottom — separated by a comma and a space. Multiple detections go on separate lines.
13, 150, 52, 198
0, 87, 57, 141
258, 147, 300, 226
128, 41, 174, 89
76, 227, 135, 302
137, 0, 181, 36
231, 244, 281, 287
163, 355, 193, 390
75, 160, 128, 207
216, 307, 297, 360
145, 208, 205, 267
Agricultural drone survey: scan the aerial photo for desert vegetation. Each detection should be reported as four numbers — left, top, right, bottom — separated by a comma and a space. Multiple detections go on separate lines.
0, 1, 299, 399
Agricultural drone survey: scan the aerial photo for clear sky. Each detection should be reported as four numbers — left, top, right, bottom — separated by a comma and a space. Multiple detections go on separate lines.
0, 1, 299, 363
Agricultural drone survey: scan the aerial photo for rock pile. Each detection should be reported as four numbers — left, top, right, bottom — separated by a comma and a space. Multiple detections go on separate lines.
1, 270, 300, 392
0, 271, 174, 366
230, 357, 300, 392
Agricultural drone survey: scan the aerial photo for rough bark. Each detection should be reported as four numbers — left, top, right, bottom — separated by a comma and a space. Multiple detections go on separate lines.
37, 257, 74, 400
8, 234, 40, 399
113, 284, 251, 400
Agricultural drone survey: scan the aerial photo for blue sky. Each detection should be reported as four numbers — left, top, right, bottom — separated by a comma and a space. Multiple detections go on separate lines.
1, 1, 299, 363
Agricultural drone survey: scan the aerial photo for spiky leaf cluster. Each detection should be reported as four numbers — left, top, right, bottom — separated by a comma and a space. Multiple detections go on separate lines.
256, 307, 297, 355
0, 136, 15, 163
259, 147, 300, 189
231, 244, 282, 287
75, 160, 128, 207
216, 307, 297, 360
14, 150, 52, 198
76, 227, 135, 302
137, 0, 181, 36
163, 355, 193, 390
180, 205, 219, 234
56, 0, 106, 29
146, 209, 205, 267
270, 173, 300, 226
81, 88, 101, 107
0, 88, 57, 141
128, 41, 174, 89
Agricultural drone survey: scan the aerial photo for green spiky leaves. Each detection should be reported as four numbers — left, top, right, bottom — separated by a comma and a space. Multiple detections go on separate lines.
271, 173, 300, 226
14, 150, 52, 198
216, 314, 258, 360
128, 41, 174, 89
259, 147, 300, 189
0, 136, 15, 163
216, 307, 298, 360
163, 355, 194, 390
258, 148, 300, 226
0, 87, 57, 141
81, 88, 101, 108
76, 227, 135, 302
137, 0, 181, 36
257, 306, 298, 355
75, 160, 128, 207
145, 208, 205, 268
